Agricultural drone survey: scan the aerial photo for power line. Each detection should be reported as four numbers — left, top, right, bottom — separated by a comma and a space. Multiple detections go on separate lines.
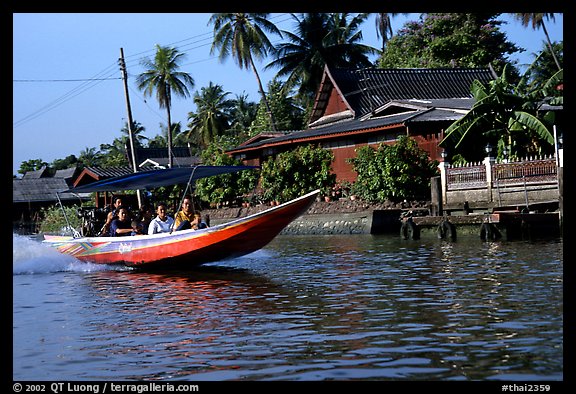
12, 13, 295, 129
13, 78, 121, 82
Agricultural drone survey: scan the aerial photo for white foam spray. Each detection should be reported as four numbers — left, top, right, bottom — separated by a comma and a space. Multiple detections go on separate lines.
12, 233, 127, 275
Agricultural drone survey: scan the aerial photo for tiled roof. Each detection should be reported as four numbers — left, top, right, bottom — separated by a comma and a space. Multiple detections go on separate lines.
21, 166, 49, 179
84, 166, 136, 178
229, 67, 493, 154
228, 112, 416, 152
13, 178, 88, 203
313, 67, 494, 121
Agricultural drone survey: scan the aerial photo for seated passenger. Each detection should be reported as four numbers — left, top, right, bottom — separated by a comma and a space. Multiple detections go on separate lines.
148, 203, 175, 235
100, 196, 123, 235
135, 204, 153, 235
110, 207, 135, 237
192, 212, 208, 230
173, 195, 195, 231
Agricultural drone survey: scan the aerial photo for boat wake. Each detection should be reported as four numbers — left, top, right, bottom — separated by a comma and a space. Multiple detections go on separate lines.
12, 233, 128, 275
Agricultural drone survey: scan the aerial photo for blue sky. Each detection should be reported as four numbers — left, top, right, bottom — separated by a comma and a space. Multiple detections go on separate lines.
12, 13, 563, 176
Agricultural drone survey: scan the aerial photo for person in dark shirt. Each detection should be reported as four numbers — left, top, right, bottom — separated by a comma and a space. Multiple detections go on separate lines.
109, 207, 134, 236
100, 196, 123, 236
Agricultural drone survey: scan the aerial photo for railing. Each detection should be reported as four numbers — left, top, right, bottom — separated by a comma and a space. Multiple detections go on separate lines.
446, 156, 557, 190
446, 162, 486, 190
493, 157, 557, 185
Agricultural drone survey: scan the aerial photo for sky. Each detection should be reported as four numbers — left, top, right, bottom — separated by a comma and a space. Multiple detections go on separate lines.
12, 13, 564, 176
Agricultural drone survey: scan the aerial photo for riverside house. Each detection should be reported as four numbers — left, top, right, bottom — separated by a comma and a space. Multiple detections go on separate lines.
227, 65, 496, 183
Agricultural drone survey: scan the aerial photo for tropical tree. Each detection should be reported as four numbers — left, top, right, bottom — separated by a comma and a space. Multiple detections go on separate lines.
136, 44, 195, 168
120, 121, 148, 148
99, 137, 130, 167
186, 82, 235, 148
78, 147, 102, 167
374, 13, 409, 51
440, 64, 556, 162
517, 42, 563, 96
379, 13, 521, 76
249, 79, 305, 135
513, 13, 561, 71
267, 13, 377, 109
228, 92, 258, 138
209, 13, 282, 131
18, 159, 48, 175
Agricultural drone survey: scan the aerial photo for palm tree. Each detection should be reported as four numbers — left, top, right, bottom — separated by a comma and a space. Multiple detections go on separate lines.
78, 147, 102, 167
374, 13, 408, 51
513, 13, 561, 71
120, 121, 148, 149
136, 45, 195, 168
229, 92, 258, 135
266, 13, 377, 109
209, 13, 282, 131
186, 82, 235, 147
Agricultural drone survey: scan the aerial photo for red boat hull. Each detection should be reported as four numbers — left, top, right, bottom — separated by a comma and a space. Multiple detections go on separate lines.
43, 190, 319, 268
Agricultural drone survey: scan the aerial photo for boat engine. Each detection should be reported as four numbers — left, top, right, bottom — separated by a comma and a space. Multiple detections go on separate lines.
77, 207, 108, 237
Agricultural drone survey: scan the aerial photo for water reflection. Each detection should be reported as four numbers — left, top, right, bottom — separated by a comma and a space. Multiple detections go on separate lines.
13, 235, 562, 381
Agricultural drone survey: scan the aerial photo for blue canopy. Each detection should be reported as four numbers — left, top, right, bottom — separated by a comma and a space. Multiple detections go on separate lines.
63, 165, 258, 193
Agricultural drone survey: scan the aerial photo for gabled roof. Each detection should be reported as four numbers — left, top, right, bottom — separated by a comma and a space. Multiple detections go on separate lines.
72, 166, 136, 188
310, 66, 494, 124
139, 156, 201, 169
13, 178, 88, 203
128, 146, 199, 168
228, 112, 415, 153
21, 166, 49, 179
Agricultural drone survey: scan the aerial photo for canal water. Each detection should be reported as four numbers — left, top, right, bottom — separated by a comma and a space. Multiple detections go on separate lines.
13, 233, 563, 381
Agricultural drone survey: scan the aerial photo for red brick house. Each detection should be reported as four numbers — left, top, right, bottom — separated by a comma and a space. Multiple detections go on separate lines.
228, 65, 496, 182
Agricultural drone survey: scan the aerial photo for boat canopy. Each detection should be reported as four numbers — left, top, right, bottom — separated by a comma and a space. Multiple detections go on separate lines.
62, 165, 259, 193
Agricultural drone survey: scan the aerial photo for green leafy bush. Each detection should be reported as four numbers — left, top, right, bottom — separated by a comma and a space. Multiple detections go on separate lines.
349, 136, 439, 202
260, 144, 336, 203
38, 204, 82, 235
195, 144, 259, 206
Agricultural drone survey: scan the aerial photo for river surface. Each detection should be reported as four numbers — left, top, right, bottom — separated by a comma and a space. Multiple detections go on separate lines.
13, 233, 563, 381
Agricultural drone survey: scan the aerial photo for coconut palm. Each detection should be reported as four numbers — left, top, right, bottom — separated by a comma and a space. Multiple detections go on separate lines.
229, 92, 258, 135
513, 13, 561, 71
186, 82, 235, 147
136, 45, 195, 168
78, 147, 102, 167
120, 121, 148, 148
374, 13, 408, 51
209, 13, 282, 131
266, 13, 377, 108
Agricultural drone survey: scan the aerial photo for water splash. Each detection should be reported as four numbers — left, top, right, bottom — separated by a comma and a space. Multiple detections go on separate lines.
12, 233, 127, 275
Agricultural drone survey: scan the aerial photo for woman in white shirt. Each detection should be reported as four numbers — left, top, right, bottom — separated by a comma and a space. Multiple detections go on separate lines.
148, 203, 175, 235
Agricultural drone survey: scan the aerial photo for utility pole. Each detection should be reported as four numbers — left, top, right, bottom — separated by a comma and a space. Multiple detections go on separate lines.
119, 47, 142, 208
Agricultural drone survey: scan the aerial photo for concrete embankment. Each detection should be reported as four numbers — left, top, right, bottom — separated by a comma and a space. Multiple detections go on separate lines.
205, 199, 562, 239
205, 199, 424, 235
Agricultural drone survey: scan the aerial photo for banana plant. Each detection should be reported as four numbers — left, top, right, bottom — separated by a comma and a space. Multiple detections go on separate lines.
440, 64, 559, 160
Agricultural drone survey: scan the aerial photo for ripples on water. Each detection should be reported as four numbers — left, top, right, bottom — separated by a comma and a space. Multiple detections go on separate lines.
13, 233, 563, 381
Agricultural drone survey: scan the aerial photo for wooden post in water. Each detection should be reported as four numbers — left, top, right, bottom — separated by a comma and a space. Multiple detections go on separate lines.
430, 176, 442, 217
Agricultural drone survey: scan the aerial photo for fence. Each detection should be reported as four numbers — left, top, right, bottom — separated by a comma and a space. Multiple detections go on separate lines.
441, 155, 559, 209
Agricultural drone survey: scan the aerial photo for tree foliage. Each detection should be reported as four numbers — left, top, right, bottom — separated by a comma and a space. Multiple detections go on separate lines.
440, 64, 558, 161
349, 136, 438, 202
249, 79, 305, 135
379, 13, 521, 75
137, 45, 195, 167
260, 144, 336, 203
194, 144, 259, 206
267, 13, 378, 109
